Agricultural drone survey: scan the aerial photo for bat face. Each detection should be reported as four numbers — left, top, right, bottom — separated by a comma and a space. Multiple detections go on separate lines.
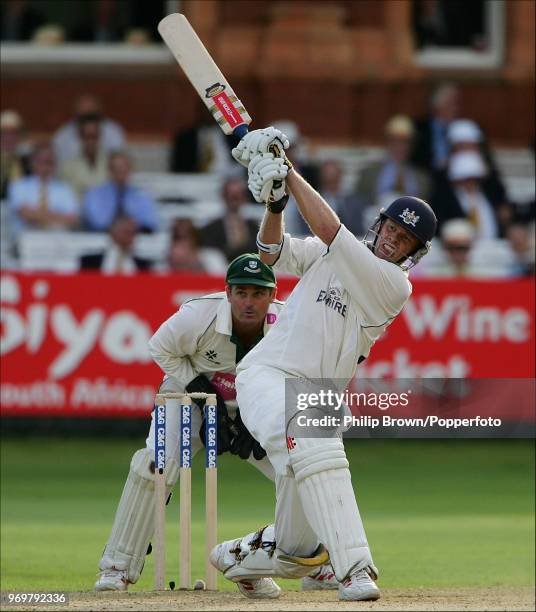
158, 13, 251, 137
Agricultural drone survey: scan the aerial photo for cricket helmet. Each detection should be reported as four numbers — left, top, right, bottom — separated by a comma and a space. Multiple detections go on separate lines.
364, 196, 437, 269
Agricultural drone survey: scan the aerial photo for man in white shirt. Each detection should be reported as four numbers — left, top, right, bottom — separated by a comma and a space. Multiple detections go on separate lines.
79, 217, 152, 274
8, 142, 79, 238
94, 254, 285, 595
53, 94, 125, 163
209, 127, 437, 602
59, 116, 108, 198
448, 151, 499, 239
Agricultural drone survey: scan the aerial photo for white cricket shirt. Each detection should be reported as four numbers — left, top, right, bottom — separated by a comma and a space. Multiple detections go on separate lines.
148, 291, 284, 402
237, 225, 412, 383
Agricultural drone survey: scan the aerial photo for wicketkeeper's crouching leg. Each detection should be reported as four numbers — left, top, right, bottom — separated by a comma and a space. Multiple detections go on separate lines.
94, 396, 187, 591
95, 393, 274, 591
96, 446, 180, 591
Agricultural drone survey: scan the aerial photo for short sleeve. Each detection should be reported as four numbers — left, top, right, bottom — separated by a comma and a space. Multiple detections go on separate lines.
273, 233, 327, 277
323, 225, 412, 325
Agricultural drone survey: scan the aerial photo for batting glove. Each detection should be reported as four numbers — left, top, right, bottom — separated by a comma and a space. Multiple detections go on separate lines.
232, 126, 290, 168
248, 152, 288, 204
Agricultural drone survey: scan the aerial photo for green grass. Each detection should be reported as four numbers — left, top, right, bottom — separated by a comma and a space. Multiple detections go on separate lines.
1, 438, 534, 592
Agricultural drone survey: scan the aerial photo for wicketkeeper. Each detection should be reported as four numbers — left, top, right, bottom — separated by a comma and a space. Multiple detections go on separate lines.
95, 254, 283, 593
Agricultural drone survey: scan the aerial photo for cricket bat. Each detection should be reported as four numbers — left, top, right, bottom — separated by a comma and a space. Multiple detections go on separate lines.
158, 13, 252, 140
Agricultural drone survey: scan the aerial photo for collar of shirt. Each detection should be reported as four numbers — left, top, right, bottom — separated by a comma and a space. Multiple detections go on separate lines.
80, 150, 108, 169
102, 244, 137, 274
106, 181, 134, 195
214, 297, 280, 336
214, 298, 268, 363
229, 330, 264, 364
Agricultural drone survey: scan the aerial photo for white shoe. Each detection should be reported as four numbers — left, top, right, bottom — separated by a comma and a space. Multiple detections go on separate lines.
301, 563, 339, 590
236, 578, 282, 599
94, 569, 129, 592
338, 568, 380, 601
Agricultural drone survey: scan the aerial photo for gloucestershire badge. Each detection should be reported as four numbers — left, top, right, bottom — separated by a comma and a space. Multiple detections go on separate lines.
399, 208, 420, 227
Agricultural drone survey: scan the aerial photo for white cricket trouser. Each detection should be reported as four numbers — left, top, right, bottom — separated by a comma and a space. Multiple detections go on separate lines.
236, 364, 373, 567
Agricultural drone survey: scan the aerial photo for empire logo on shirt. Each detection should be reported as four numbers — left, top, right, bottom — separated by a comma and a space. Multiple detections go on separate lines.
316, 286, 347, 318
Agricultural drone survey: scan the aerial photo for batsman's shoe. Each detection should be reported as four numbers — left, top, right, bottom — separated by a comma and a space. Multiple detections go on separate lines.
338, 568, 380, 601
236, 578, 282, 599
94, 569, 129, 592
301, 563, 338, 591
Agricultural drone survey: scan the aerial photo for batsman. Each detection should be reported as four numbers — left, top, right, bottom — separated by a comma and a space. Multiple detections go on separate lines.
95, 254, 283, 594
209, 127, 438, 601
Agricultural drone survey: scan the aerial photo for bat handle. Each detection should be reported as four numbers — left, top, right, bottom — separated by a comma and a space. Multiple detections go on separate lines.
233, 124, 249, 139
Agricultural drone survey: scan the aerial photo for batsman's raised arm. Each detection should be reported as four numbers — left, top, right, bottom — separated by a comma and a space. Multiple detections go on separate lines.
285, 168, 340, 246
257, 208, 284, 266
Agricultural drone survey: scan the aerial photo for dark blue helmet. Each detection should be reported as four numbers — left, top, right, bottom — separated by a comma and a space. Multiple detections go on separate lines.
382, 196, 437, 245
364, 196, 437, 269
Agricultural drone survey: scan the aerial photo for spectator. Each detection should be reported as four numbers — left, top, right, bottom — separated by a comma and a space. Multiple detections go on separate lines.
83, 151, 158, 233
31, 23, 65, 45
505, 219, 535, 277
1, 110, 32, 199
202, 177, 258, 262
59, 116, 108, 198
1, 0, 45, 41
356, 115, 430, 226
71, 0, 129, 43
79, 216, 152, 274
316, 159, 365, 238
53, 94, 125, 163
170, 113, 236, 175
430, 150, 510, 238
417, 218, 492, 278
447, 119, 507, 204
411, 82, 461, 172
163, 218, 227, 274
8, 142, 78, 237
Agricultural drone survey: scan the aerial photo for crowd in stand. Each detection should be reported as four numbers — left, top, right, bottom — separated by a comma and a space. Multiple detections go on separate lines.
1, 83, 534, 278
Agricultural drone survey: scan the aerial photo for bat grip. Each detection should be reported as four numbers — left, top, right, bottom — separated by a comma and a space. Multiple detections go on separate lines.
233, 124, 249, 139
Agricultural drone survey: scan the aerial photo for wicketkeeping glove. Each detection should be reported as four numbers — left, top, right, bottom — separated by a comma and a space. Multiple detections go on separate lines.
186, 374, 234, 455
232, 126, 290, 168
248, 152, 289, 204
229, 411, 267, 461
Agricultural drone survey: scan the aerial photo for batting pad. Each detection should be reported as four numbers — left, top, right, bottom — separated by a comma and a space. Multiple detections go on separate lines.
289, 439, 375, 581
99, 447, 179, 583
298, 469, 375, 581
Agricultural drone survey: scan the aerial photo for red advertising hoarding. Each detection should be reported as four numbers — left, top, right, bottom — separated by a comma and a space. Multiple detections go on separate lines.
1, 272, 534, 418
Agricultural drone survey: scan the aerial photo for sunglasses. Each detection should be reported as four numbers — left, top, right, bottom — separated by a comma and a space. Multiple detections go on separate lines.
444, 244, 471, 253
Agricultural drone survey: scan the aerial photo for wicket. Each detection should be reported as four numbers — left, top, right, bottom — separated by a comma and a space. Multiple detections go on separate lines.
153, 392, 218, 591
